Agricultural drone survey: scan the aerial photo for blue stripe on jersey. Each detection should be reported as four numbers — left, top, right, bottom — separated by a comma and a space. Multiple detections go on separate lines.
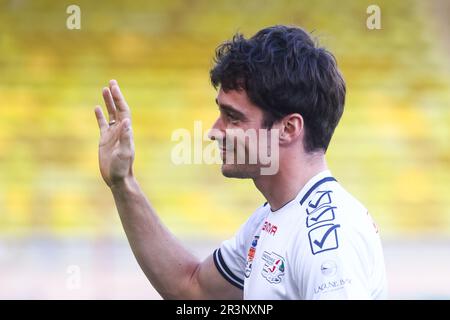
299, 177, 337, 205
213, 248, 244, 290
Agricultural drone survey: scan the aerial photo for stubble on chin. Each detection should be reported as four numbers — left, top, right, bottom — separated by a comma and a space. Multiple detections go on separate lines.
220, 164, 259, 179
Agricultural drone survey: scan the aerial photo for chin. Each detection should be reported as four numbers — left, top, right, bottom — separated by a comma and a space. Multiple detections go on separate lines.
221, 164, 259, 179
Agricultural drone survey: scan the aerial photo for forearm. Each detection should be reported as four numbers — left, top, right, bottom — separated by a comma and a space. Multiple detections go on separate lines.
110, 176, 200, 299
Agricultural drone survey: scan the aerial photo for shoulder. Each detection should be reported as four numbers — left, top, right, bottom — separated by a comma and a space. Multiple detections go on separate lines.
233, 202, 270, 240
305, 180, 372, 229
290, 181, 379, 259
330, 184, 379, 239
246, 202, 270, 227
285, 178, 386, 298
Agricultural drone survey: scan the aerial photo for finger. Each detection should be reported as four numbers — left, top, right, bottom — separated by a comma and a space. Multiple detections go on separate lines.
109, 80, 130, 115
102, 87, 117, 122
109, 79, 117, 88
94, 106, 108, 132
119, 118, 133, 150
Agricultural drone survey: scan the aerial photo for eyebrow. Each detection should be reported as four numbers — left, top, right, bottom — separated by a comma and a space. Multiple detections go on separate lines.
215, 98, 247, 119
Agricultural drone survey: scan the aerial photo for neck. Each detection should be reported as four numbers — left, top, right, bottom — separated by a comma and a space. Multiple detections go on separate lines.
253, 150, 328, 211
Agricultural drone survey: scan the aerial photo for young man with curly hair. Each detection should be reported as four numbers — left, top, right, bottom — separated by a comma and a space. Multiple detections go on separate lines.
94, 25, 387, 299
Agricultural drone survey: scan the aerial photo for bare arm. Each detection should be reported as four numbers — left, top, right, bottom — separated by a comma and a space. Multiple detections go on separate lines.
94, 80, 242, 299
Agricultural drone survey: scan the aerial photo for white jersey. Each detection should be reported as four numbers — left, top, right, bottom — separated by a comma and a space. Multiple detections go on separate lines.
213, 170, 388, 299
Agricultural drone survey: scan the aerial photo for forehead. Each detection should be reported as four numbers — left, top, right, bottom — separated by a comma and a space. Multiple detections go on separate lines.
216, 88, 262, 114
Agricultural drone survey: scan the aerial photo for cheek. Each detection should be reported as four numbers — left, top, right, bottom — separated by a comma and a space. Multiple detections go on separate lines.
226, 130, 258, 153
223, 119, 264, 149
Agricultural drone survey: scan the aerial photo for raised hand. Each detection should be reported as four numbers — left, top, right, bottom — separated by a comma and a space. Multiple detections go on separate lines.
94, 80, 135, 188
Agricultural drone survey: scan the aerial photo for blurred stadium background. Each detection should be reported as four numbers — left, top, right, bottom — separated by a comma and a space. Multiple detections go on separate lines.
0, 0, 449, 299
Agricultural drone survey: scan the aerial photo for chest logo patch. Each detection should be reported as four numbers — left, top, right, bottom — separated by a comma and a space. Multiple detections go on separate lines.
261, 251, 286, 284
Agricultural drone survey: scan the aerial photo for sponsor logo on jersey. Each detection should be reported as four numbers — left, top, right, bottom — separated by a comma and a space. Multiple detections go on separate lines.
308, 223, 341, 255
314, 278, 352, 295
306, 190, 337, 227
261, 251, 285, 284
262, 221, 278, 236
305, 189, 340, 255
320, 260, 337, 277
306, 190, 333, 214
245, 235, 259, 278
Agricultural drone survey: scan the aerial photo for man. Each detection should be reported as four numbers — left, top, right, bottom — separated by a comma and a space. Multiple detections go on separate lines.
94, 25, 387, 299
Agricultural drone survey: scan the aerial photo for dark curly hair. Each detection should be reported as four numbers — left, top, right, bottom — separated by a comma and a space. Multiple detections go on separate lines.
210, 25, 346, 153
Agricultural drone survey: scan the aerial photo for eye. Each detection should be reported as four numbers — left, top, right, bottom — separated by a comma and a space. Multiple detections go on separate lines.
226, 112, 239, 123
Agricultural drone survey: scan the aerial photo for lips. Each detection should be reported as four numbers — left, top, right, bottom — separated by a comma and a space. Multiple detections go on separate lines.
218, 145, 227, 153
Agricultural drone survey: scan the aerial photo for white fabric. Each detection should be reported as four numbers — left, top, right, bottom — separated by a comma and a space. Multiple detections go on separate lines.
214, 170, 388, 299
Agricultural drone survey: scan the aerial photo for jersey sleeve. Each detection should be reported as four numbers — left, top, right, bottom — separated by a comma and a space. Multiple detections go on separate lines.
213, 206, 267, 290
294, 223, 373, 299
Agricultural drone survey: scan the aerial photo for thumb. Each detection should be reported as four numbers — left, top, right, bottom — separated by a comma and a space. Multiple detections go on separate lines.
119, 118, 133, 149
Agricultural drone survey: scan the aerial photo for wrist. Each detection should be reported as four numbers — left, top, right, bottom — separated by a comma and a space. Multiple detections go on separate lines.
109, 175, 138, 192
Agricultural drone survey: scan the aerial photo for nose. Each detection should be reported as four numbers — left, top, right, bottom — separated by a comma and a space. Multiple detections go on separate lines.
208, 117, 225, 142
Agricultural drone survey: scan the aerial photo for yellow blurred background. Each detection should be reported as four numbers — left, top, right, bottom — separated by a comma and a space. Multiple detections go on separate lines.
0, 0, 449, 298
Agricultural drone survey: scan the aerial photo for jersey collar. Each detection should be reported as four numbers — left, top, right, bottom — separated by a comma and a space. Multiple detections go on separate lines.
267, 170, 337, 212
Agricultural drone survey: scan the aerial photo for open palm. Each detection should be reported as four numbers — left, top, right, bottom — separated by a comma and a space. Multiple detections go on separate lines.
94, 80, 135, 188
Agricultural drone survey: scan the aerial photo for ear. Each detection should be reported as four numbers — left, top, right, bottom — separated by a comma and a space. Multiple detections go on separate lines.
279, 113, 304, 145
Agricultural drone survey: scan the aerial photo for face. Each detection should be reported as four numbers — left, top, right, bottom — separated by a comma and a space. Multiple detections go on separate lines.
208, 88, 278, 178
